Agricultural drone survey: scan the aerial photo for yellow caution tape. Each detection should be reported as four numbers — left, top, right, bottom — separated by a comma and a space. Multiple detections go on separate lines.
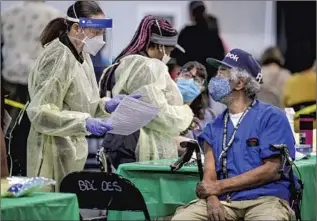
294, 104, 316, 119
4, 99, 25, 109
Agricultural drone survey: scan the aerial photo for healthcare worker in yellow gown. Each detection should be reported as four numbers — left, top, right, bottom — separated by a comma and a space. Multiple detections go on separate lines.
26, 1, 138, 191
100, 16, 194, 163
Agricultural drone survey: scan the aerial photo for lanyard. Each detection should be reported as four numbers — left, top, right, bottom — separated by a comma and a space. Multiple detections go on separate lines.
219, 100, 256, 202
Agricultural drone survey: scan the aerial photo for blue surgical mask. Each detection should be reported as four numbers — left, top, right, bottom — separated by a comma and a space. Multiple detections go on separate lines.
177, 79, 201, 102
209, 77, 232, 102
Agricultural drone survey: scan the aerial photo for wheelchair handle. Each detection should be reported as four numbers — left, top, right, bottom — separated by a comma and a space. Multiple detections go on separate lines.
170, 140, 204, 181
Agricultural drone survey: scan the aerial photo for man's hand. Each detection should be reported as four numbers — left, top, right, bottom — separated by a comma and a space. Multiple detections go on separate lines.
206, 196, 226, 221
196, 181, 223, 199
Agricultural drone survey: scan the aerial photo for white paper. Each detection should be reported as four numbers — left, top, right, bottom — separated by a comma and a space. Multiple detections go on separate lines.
107, 96, 159, 136
295, 151, 308, 161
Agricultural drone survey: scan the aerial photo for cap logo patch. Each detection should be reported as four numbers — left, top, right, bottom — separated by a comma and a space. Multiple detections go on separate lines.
255, 73, 263, 83
226, 52, 239, 62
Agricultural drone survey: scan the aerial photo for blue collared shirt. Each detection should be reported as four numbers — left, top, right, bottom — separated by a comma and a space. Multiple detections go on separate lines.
198, 100, 295, 201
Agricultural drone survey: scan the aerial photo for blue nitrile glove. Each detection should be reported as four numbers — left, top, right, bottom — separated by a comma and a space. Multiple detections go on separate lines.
105, 94, 142, 113
85, 118, 113, 136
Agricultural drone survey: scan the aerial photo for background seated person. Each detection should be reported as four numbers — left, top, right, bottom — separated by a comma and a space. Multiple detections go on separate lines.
175, 61, 215, 141
171, 49, 295, 221
258, 46, 291, 108
282, 55, 316, 132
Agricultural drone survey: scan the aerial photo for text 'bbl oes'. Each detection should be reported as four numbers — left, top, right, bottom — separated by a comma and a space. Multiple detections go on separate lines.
78, 180, 122, 192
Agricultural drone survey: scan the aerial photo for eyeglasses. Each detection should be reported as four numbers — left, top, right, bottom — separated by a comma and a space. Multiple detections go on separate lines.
178, 70, 205, 86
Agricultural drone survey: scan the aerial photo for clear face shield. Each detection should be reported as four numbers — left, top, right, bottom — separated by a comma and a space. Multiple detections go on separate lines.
66, 16, 113, 67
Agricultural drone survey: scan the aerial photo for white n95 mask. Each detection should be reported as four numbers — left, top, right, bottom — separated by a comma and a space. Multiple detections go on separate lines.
83, 35, 105, 56
162, 54, 171, 64
161, 46, 171, 64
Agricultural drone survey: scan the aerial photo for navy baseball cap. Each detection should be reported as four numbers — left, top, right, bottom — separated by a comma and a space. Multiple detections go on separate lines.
206, 48, 263, 83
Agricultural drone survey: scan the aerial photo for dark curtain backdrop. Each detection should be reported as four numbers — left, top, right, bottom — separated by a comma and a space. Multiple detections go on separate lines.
276, 1, 316, 73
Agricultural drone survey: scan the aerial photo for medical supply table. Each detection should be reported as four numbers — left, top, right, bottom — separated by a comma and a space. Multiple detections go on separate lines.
108, 156, 316, 221
1, 192, 80, 220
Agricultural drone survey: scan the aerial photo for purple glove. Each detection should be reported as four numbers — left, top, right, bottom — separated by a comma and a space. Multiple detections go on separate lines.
85, 118, 113, 136
105, 94, 142, 113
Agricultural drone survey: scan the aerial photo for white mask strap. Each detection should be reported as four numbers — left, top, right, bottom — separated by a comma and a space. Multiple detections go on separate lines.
73, 3, 78, 19
162, 45, 166, 54
66, 16, 79, 23
155, 20, 163, 36
155, 20, 166, 54
65, 3, 80, 23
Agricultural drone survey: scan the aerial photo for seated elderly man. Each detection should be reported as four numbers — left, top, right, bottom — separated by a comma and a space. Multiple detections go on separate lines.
171, 49, 295, 221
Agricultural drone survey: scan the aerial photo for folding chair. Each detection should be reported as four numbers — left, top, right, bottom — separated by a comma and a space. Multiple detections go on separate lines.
60, 171, 151, 221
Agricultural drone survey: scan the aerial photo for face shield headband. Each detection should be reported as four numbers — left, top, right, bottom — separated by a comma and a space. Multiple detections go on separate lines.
66, 3, 112, 29
66, 16, 113, 29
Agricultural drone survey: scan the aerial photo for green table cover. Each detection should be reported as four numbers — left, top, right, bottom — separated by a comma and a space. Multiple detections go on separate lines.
108, 156, 316, 221
1, 192, 80, 221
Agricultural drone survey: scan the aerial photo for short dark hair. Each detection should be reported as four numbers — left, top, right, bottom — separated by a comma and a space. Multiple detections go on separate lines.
115, 15, 177, 61
40, 1, 104, 47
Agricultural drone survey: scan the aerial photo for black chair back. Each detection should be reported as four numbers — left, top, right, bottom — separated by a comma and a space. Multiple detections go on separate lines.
60, 171, 150, 221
